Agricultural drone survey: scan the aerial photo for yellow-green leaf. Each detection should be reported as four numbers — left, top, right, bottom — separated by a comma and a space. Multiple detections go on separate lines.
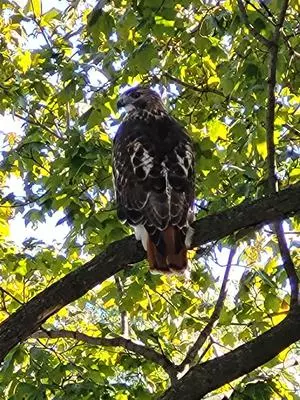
30, 0, 42, 17
207, 120, 228, 141
16, 50, 31, 73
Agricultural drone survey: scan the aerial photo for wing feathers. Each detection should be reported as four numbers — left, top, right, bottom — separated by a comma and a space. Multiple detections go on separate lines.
113, 112, 194, 272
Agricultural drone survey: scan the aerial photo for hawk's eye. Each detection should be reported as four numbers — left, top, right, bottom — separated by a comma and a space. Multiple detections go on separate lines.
131, 91, 141, 99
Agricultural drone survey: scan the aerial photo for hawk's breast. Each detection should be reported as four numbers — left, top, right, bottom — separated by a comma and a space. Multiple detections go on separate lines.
113, 110, 194, 248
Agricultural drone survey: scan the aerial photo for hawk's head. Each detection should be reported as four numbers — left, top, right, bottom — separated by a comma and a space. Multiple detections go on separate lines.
117, 86, 165, 113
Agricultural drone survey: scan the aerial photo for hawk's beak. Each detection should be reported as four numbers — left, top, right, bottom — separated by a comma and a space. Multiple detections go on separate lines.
117, 95, 127, 109
117, 99, 124, 109
117, 94, 136, 112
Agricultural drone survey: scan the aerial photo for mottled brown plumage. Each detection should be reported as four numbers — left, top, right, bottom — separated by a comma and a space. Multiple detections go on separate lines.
113, 86, 195, 272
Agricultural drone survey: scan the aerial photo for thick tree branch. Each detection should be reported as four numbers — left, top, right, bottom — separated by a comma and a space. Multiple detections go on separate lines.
191, 184, 300, 246
32, 329, 177, 379
264, 0, 298, 306
0, 185, 299, 362
178, 247, 236, 371
159, 306, 300, 400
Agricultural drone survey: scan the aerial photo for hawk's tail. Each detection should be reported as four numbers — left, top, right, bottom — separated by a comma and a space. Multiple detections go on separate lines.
147, 226, 188, 273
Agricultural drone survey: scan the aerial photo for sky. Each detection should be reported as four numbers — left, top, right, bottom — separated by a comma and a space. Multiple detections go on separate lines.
1, 114, 69, 246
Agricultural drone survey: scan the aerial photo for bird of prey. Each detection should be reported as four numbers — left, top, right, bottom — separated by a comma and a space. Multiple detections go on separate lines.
112, 86, 195, 273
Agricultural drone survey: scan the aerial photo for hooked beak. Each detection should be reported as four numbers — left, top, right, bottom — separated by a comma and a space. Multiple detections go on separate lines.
117, 94, 127, 109
117, 94, 136, 112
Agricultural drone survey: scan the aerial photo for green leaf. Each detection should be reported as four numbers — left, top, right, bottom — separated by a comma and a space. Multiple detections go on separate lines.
221, 77, 234, 96
87, 109, 102, 129
41, 7, 60, 25
231, 381, 274, 400
129, 43, 157, 73
219, 307, 234, 325
221, 332, 235, 347
264, 293, 282, 313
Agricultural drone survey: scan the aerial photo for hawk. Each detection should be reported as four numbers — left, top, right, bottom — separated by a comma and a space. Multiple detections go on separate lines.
112, 86, 195, 273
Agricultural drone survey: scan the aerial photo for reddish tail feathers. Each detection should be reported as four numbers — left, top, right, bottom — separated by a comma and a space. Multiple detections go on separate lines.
147, 226, 187, 273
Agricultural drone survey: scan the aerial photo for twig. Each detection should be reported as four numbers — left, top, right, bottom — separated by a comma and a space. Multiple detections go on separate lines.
0, 190, 49, 209
283, 124, 300, 137
32, 329, 178, 380
274, 221, 298, 306
178, 247, 236, 371
63, 26, 84, 40
282, 31, 300, 58
163, 72, 241, 104
264, 229, 300, 235
237, 0, 272, 48
30, 0, 52, 50
35, 335, 89, 385
198, 338, 213, 362
263, 0, 299, 307
246, 0, 276, 25
115, 275, 129, 337
0, 291, 8, 314
0, 287, 23, 305
14, 113, 62, 140
258, 0, 275, 20
238, 0, 298, 307
189, 2, 221, 34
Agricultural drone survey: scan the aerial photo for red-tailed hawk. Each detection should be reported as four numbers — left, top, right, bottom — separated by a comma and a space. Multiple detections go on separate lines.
113, 86, 195, 273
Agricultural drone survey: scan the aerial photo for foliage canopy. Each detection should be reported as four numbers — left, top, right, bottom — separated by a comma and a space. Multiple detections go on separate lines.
0, 0, 299, 399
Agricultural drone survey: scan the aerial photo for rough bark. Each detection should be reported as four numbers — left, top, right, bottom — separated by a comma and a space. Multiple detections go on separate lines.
0, 184, 299, 363
159, 306, 300, 400
191, 184, 300, 246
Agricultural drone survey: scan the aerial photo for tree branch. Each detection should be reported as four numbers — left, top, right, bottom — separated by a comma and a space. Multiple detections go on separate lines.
237, 0, 272, 47
0, 184, 299, 362
0, 287, 23, 306
266, 0, 289, 191
283, 123, 300, 137
32, 329, 177, 379
274, 221, 298, 306
264, 0, 298, 307
159, 306, 300, 400
14, 113, 63, 140
163, 72, 242, 104
178, 247, 236, 371
246, 0, 276, 25
115, 275, 129, 337
30, 0, 53, 50
191, 185, 300, 246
